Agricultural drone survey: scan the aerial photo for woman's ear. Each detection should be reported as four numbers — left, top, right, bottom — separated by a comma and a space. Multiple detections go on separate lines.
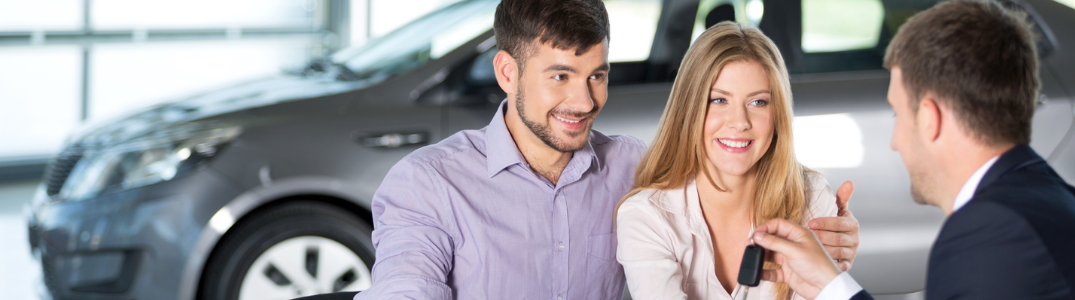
493, 50, 518, 96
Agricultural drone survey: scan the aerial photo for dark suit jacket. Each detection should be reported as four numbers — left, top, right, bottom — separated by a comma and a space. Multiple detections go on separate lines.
848, 145, 1074, 300
924, 145, 1075, 300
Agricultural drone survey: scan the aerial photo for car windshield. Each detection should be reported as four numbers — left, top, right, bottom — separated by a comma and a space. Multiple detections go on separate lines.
330, 0, 497, 82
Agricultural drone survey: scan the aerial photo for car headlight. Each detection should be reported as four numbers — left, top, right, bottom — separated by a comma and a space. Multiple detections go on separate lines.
59, 127, 241, 201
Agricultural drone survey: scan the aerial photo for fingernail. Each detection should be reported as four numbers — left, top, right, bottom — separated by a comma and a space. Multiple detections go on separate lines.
809, 221, 817, 229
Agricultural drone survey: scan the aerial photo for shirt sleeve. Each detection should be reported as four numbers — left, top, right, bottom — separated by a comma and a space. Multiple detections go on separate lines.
354, 158, 456, 300
615, 199, 688, 300
815, 272, 864, 300
807, 173, 839, 220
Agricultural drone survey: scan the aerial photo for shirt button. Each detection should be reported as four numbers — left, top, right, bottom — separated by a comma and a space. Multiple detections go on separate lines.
557, 295, 563, 300
558, 243, 564, 251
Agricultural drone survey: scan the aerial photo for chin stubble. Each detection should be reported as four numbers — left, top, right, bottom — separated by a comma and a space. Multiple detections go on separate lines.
515, 83, 594, 153
908, 169, 935, 207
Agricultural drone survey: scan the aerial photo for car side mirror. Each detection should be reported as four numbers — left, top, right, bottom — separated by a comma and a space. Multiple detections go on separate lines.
412, 69, 454, 106
415, 49, 503, 106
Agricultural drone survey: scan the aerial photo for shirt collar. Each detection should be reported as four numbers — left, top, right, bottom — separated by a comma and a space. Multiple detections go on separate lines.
484, 99, 599, 178
952, 155, 1000, 213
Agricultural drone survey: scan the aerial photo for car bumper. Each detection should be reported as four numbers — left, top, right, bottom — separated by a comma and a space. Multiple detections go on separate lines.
27, 167, 243, 300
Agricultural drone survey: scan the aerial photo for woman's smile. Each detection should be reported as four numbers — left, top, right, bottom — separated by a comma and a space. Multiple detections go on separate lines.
716, 137, 754, 153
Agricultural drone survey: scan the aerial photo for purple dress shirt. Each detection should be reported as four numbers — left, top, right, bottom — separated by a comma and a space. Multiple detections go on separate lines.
354, 101, 646, 300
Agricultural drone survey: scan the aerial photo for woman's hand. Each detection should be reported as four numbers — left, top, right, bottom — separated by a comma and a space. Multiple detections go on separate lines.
808, 181, 860, 271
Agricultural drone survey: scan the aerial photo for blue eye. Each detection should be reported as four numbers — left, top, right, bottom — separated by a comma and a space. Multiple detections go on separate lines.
710, 98, 727, 104
750, 99, 769, 106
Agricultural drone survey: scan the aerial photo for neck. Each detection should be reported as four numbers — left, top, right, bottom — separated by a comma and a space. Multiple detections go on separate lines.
696, 168, 756, 217
504, 99, 573, 185
936, 142, 1012, 216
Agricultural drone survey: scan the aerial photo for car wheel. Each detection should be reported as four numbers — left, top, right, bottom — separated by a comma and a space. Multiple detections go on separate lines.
199, 201, 374, 300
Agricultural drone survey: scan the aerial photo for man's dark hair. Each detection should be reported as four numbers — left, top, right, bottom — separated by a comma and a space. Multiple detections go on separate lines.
494, 0, 611, 71
884, 0, 1039, 146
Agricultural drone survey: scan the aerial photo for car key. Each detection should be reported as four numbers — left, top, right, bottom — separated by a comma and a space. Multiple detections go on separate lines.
737, 244, 766, 287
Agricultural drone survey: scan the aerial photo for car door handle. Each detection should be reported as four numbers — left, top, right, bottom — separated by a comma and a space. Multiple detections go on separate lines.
354, 131, 430, 148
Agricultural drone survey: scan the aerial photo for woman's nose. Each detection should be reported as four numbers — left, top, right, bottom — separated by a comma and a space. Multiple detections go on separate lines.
726, 105, 751, 131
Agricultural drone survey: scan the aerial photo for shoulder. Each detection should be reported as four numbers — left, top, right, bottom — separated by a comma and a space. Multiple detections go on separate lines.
969, 171, 1075, 244
804, 171, 838, 219
939, 200, 1031, 243
618, 188, 668, 218
590, 130, 647, 159
398, 129, 483, 167
617, 187, 684, 223
932, 200, 1046, 262
929, 200, 1073, 299
616, 187, 685, 245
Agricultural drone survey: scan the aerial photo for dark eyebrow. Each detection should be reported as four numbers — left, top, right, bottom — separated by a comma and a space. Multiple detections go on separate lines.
543, 64, 577, 73
711, 88, 770, 97
593, 64, 610, 73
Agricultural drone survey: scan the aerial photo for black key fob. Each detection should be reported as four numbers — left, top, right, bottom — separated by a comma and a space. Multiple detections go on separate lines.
737, 244, 766, 287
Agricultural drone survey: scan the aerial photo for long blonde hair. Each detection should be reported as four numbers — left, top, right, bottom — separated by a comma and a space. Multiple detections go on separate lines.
616, 21, 810, 300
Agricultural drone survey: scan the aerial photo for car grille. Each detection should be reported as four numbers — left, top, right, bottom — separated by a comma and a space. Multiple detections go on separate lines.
40, 256, 63, 298
43, 147, 84, 196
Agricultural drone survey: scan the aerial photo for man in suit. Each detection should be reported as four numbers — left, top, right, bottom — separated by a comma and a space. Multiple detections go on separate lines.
748, 1, 1075, 299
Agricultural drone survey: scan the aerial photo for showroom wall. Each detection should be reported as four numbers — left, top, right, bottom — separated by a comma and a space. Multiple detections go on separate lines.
0, 0, 458, 163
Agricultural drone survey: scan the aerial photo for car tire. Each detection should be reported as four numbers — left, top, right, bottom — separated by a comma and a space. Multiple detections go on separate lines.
198, 201, 375, 300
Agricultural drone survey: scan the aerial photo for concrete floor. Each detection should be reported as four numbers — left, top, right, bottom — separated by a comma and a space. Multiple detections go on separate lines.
0, 180, 42, 299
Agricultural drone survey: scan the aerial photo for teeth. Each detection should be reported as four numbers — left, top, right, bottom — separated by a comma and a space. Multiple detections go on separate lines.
554, 115, 581, 124
718, 139, 751, 148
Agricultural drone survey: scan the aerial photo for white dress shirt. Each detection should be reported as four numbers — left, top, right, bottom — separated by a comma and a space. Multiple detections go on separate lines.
616, 172, 838, 300
952, 156, 999, 212
815, 155, 1000, 300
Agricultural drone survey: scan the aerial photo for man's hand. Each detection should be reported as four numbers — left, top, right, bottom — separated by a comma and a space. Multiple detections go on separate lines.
751, 218, 842, 300
808, 181, 860, 271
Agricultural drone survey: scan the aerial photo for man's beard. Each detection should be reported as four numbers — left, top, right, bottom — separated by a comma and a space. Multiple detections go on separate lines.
910, 182, 931, 206
908, 168, 934, 206
515, 83, 595, 153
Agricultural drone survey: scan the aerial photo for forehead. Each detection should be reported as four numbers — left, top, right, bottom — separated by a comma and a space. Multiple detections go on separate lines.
712, 60, 769, 90
887, 69, 905, 96
526, 40, 609, 68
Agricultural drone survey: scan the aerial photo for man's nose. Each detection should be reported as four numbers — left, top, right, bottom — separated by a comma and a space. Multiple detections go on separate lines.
564, 79, 595, 113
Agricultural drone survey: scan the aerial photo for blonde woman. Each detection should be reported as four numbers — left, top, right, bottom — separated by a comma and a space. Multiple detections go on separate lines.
615, 22, 849, 300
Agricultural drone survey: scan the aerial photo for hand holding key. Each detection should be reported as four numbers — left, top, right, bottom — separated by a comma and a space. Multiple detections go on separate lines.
749, 218, 842, 300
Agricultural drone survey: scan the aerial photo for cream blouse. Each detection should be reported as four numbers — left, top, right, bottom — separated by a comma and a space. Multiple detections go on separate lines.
616, 173, 838, 300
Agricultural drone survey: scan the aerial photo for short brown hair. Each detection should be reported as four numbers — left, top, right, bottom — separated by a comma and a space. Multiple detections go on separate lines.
884, 0, 1039, 146
493, 0, 610, 71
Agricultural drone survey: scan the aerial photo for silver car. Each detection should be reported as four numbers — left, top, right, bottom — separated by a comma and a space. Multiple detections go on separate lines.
26, 0, 1075, 299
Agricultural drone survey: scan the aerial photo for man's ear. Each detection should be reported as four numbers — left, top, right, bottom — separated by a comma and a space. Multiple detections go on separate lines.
493, 50, 518, 96
916, 97, 942, 143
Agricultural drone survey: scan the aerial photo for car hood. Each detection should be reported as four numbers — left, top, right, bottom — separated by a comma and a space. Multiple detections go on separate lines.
69, 74, 367, 150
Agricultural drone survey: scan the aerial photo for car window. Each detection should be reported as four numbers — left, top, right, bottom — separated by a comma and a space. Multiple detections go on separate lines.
468, 45, 498, 86
691, 0, 765, 43
795, 0, 887, 74
689, 0, 889, 74
802, 0, 884, 53
329, 0, 498, 83
606, 0, 664, 62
